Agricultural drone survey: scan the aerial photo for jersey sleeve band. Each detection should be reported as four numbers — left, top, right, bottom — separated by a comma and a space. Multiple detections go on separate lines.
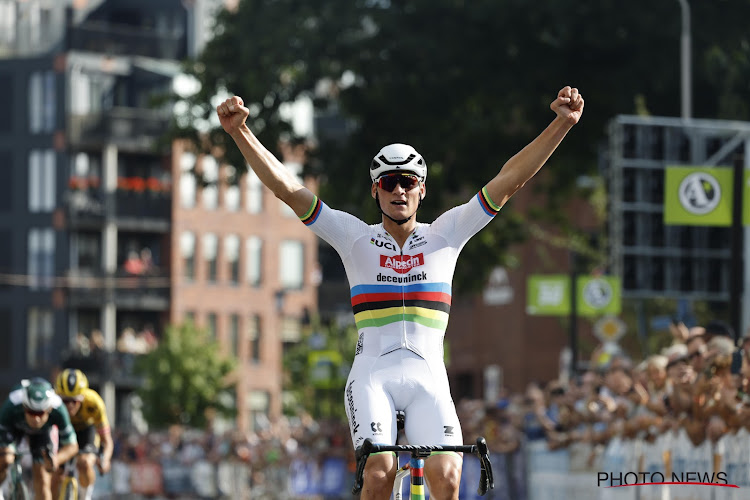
477, 186, 501, 216
299, 195, 323, 226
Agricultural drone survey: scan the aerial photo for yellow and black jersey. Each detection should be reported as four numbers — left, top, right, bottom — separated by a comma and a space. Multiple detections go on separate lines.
70, 388, 110, 434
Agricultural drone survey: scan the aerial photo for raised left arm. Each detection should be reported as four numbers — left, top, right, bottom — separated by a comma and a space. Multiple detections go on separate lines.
484, 86, 584, 208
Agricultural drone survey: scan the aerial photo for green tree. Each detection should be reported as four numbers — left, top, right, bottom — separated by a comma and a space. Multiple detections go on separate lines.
283, 318, 359, 421
135, 322, 236, 429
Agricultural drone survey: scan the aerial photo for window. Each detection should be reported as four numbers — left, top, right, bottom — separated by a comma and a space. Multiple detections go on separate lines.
280, 316, 302, 343
248, 390, 270, 431
0, 2, 16, 47
246, 237, 262, 286
225, 234, 240, 285
180, 231, 195, 281
207, 312, 217, 340
29, 71, 55, 133
184, 311, 195, 325
179, 152, 196, 208
229, 314, 240, 358
72, 232, 100, 271
29, 150, 56, 212
248, 315, 261, 363
224, 165, 240, 211
203, 233, 217, 282
279, 240, 304, 289
201, 156, 219, 210
28, 228, 55, 290
27, 307, 54, 369
245, 170, 263, 213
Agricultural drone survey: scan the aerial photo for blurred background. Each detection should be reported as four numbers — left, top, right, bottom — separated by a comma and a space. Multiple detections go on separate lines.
1, 0, 749, 498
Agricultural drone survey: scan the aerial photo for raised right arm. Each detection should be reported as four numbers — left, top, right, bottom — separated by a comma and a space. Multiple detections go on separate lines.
216, 96, 315, 216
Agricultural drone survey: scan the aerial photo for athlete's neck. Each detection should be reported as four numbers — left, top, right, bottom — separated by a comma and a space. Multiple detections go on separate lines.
382, 217, 417, 249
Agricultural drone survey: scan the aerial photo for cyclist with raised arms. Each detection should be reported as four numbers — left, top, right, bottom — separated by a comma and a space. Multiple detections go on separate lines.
0, 378, 78, 500
52, 369, 114, 500
217, 86, 584, 500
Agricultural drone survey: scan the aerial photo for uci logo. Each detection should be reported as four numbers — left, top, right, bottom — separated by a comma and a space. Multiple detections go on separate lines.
370, 238, 397, 251
678, 172, 721, 215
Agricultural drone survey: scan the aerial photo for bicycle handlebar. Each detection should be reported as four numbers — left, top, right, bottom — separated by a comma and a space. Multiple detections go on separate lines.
352, 437, 494, 496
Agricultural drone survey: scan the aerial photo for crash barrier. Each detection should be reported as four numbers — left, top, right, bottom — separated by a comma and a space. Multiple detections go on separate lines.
87, 429, 750, 499
526, 428, 750, 500
90, 459, 250, 499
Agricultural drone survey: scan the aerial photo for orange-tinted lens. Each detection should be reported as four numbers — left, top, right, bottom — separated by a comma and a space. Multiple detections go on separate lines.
24, 408, 46, 417
378, 174, 419, 192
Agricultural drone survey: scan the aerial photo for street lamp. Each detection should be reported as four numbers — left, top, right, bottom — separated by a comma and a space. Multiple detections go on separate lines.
677, 0, 691, 119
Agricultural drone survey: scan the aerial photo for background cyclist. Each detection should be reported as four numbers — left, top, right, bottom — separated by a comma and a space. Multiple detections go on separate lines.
0, 377, 78, 500
52, 369, 113, 500
217, 86, 583, 500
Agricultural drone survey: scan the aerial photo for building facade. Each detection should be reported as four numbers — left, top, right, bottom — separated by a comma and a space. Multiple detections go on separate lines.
0, 0, 317, 431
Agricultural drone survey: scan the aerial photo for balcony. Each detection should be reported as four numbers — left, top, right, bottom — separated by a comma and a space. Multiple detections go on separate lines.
66, 21, 185, 60
68, 107, 172, 150
60, 350, 146, 390
66, 270, 170, 310
66, 178, 172, 231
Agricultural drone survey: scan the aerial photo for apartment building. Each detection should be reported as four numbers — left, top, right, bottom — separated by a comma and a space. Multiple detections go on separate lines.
0, 0, 317, 431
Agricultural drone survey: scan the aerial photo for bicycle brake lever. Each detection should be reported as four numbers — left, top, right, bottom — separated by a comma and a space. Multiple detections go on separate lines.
475, 437, 494, 496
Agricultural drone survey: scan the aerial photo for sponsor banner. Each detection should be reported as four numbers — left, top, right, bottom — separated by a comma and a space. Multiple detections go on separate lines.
527, 275, 621, 317
577, 276, 621, 317
526, 275, 570, 316
664, 166, 733, 226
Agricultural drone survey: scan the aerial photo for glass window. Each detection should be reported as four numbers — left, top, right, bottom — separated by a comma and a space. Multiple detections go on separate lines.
230, 314, 240, 358
203, 233, 217, 282
224, 165, 240, 211
28, 150, 56, 212
179, 152, 196, 208
280, 316, 302, 343
248, 315, 261, 363
28, 71, 55, 133
28, 228, 55, 290
43, 71, 55, 131
180, 231, 195, 281
0, 2, 16, 46
27, 307, 54, 369
248, 390, 270, 431
225, 234, 240, 285
72, 232, 99, 271
184, 311, 195, 325
29, 72, 43, 133
279, 240, 304, 289
245, 170, 263, 214
207, 312, 217, 340
246, 236, 262, 287
201, 156, 219, 210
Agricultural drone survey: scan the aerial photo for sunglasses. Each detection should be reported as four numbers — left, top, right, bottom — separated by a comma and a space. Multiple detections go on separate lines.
377, 174, 420, 192
24, 408, 47, 417
62, 397, 83, 404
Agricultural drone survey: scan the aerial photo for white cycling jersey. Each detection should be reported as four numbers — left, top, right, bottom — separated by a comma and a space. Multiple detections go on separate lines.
300, 187, 501, 448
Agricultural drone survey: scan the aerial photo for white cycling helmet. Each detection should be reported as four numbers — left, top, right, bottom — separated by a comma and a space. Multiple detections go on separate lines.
370, 143, 427, 182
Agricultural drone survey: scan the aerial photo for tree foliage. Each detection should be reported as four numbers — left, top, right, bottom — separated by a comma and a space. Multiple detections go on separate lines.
172, 0, 750, 291
283, 318, 359, 420
135, 322, 237, 429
